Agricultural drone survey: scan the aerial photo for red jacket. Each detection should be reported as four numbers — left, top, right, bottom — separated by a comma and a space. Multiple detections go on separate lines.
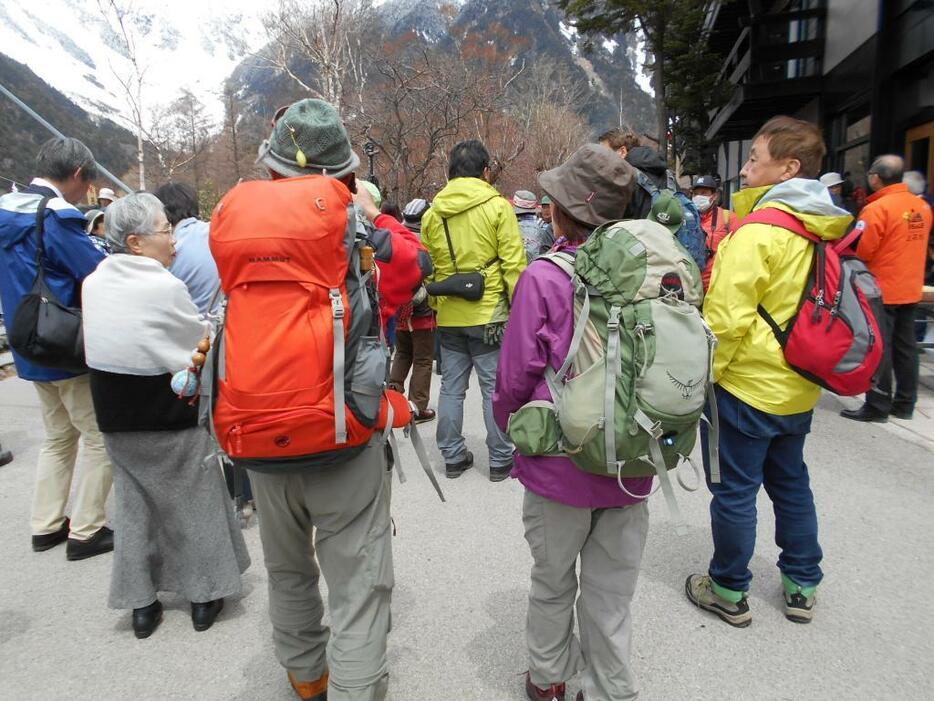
856, 183, 932, 304
701, 206, 731, 290
370, 213, 432, 327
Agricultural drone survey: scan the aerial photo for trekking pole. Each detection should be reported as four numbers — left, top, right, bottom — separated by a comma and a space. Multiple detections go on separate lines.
363, 140, 379, 191
0, 82, 133, 194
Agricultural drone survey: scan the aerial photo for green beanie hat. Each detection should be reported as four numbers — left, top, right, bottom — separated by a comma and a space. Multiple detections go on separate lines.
648, 190, 684, 234
358, 180, 382, 208
257, 99, 360, 179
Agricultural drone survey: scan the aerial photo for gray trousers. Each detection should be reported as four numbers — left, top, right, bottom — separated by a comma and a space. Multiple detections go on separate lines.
249, 440, 393, 701
523, 490, 649, 701
436, 326, 513, 468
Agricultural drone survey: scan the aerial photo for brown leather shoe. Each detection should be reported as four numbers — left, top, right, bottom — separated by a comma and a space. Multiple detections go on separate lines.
288, 671, 328, 701
526, 671, 566, 701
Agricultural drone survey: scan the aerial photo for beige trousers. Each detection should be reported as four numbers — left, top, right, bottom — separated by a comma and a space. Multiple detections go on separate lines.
249, 440, 393, 701
32, 375, 112, 540
523, 490, 649, 701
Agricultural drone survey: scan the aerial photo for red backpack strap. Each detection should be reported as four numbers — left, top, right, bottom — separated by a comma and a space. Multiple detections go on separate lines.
741, 207, 819, 242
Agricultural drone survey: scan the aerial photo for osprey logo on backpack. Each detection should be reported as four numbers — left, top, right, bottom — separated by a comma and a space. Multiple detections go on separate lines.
667, 370, 703, 400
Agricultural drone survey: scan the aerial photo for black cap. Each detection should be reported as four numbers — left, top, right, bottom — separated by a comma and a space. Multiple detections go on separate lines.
693, 175, 718, 190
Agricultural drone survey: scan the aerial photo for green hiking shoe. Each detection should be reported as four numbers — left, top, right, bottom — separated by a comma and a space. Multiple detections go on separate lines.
782, 575, 817, 624
685, 574, 751, 628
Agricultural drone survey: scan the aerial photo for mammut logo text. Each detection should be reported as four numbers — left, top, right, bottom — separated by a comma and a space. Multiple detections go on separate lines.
667, 371, 703, 399
249, 256, 291, 263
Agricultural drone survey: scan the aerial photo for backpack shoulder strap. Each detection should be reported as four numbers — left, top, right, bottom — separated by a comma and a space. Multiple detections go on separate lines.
636, 170, 659, 197
538, 251, 575, 278
441, 217, 459, 273
742, 207, 818, 242
33, 196, 52, 267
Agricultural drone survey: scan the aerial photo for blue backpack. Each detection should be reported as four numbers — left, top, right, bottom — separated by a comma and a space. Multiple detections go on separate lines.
636, 171, 707, 271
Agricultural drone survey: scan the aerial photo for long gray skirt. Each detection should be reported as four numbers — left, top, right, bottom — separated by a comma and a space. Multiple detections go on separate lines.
104, 427, 251, 610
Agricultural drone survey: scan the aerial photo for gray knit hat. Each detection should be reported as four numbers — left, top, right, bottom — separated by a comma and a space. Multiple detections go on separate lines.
257, 99, 360, 179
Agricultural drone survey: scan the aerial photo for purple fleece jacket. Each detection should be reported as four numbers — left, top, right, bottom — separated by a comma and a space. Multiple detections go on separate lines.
492, 244, 652, 508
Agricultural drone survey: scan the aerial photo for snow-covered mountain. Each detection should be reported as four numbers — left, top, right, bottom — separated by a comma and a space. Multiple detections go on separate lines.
0, 0, 267, 126
0, 0, 653, 135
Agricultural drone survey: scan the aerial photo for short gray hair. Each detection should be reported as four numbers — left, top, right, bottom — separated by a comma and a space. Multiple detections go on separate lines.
869, 155, 904, 186
903, 170, 927, 196
35, 137, 98, 182
105, 192, 166, 253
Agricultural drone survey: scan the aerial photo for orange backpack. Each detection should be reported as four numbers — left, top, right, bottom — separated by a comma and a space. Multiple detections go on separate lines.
208, 175, 404, 470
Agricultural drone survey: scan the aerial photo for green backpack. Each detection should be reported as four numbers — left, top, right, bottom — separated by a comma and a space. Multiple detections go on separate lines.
506, 219, 720, 533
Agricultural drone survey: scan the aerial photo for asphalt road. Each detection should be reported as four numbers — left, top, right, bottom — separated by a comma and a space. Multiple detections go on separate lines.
0, 367, 932, 701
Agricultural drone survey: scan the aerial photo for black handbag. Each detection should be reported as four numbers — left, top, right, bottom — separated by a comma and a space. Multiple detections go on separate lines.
424, 218, 495, 302
8, 197, 87, 373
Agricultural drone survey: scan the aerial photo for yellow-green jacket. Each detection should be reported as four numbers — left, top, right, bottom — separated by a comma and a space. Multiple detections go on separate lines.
706, 179, 853, 415
421, 177, 526, 327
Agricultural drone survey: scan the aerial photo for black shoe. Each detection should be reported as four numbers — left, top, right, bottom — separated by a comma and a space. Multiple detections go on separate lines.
0, 449, 12, 467
891, 407, 914, 420
191, 598, 224, 632
66, 526, 114, 561
840, 405, 888, 423
445, 450, 474, 479
489, 462, 513, 482
132, 600, 163, 639
32, 518, 70, 552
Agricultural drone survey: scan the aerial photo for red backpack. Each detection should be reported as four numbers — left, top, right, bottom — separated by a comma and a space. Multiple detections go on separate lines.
208, 175, 408, 470
741, 207, 884, 396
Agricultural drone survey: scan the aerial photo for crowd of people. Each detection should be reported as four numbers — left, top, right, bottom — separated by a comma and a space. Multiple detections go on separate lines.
0, 98, 932, 701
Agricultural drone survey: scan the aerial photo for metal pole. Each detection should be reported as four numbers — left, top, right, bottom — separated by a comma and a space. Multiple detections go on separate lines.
0, 82, 134, 193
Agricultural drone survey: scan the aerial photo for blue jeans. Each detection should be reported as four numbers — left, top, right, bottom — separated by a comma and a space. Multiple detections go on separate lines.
436, 326, 513, 468
701, 386, 823, 593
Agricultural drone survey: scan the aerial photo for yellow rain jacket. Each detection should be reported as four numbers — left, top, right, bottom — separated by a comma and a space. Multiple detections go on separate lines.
706, 179, 853, 415
421, 177, 526, 327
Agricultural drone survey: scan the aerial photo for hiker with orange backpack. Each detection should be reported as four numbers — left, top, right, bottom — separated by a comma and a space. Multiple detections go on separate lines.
685, 116, 861, 627
209, 99, 430, 701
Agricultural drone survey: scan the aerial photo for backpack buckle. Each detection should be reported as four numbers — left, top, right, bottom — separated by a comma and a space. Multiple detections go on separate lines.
329, 289, 345, 319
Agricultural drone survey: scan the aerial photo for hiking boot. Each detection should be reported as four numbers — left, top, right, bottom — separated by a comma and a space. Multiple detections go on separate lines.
782, 575, 817, 624
288, 670, 328, 701
525, 672, 566, 701
684, 574, 751, 627
840, 405, 887, 423
445, 450, 474, 479
489, 462, 513, 482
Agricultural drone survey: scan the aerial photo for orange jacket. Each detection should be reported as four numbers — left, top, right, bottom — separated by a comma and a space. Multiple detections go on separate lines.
701, 206, 731, 290
856, 183, 933, 304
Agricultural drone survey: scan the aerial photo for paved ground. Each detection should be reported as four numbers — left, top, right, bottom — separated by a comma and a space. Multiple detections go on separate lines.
1, 359, 932, 701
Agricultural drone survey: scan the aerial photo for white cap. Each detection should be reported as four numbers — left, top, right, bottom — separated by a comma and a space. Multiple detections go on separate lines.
98, 187, 116, 202
819, 172, 844, 188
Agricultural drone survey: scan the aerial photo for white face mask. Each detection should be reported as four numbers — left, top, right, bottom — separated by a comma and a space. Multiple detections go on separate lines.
692, 195, 713, 212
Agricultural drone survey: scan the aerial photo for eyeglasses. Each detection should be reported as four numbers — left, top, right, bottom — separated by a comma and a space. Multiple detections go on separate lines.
151, 225, 173, 237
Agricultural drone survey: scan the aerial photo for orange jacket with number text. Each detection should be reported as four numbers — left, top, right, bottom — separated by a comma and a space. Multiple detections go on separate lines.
855, 183, 932, 305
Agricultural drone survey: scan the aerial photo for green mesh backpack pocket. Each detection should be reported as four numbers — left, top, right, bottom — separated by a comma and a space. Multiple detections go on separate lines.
507, 400, 563, 456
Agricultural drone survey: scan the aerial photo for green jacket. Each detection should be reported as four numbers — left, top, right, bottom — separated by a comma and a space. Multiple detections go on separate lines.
421, 177, 526, 327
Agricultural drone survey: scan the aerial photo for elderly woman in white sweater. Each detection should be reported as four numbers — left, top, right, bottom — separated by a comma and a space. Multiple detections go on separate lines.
82, 192, 249, 639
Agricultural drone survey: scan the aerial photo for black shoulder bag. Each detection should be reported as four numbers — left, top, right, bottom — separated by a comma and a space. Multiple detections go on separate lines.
424, 217, 495, 302
9, 198, 88, 373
